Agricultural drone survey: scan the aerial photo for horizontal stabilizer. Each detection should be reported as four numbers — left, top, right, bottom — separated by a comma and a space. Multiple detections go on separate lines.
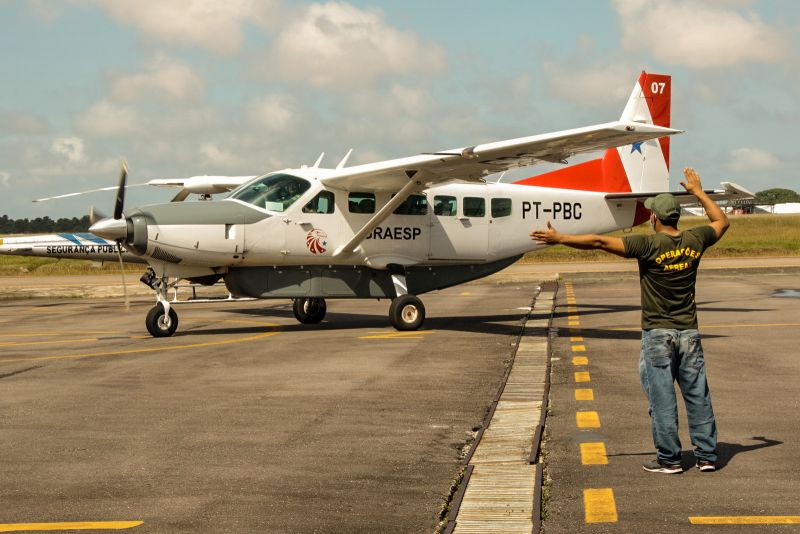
605, 182, 754, 205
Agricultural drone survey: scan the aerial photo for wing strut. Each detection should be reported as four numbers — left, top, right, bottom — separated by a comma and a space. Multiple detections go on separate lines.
333, 173, 421, 258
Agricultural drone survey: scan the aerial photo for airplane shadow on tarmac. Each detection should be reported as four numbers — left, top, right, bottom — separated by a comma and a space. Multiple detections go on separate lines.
609, 436, 783, 472
177, 305, 528, 337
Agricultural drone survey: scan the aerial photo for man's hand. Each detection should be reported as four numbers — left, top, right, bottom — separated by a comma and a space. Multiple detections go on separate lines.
530, 221, 562, 244
680, 167, 704, 196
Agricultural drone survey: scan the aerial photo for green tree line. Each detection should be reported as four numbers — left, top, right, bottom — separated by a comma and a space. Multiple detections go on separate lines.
0, 214, 91, 234
753, 188, 800, 205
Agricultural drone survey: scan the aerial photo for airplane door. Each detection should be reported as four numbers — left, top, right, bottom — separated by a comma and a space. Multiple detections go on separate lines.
488, 196, 515, 257
283, 190, 341, 260
429, 194, 489, 261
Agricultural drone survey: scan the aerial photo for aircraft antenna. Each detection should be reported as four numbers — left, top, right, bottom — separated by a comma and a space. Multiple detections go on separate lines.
336, 149, 353, 170
313, 152, 325, 168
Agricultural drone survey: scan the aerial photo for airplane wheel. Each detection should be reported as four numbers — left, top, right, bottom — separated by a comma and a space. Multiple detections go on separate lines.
293, 297, 327, 324
145, 305, 179, 337
389, 294, 425, 331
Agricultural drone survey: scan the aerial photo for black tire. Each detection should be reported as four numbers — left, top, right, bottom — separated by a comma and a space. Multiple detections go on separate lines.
145, 304, 179, 337
389, 294, 425, 331
293, 297, 327, 324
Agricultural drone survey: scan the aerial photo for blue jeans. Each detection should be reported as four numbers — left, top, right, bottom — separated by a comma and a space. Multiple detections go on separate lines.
639, 329, 717, 464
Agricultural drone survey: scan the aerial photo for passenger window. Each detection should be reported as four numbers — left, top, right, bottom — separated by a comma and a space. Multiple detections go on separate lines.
491, 198, 512, 218
303, 191, 335, 214
433, 195, 457, 216
348, 192, 375, 214
463, 197, 485, 217
393, 194, 428, 215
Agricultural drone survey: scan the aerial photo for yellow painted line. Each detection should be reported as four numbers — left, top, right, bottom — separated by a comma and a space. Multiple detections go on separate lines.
576, 411, 601, 428
0, 327, 280, 364
575, 388, 594, 400
571, 344, 586, 352
0, 331, 117, 338
689, 516, 800, 525
0, 521, 143, 532
580, 442, 608, 465
572, 356, 588, 366
0, 338, 99, 348
568, 321, 580, 326
574, 371, 591, 383
570, 336, 584, 342
568, 315, 580, 320
460, 291, 472, 296
584, 488, 618, 523
359, 331, 435, 339
567, 307, 577, 313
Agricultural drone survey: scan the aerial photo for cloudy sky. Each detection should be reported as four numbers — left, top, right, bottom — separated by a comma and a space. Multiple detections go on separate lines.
1, 0, 797, 218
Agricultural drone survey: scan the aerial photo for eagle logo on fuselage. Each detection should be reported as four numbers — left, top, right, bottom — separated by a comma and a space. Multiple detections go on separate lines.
306, 228, 328, 254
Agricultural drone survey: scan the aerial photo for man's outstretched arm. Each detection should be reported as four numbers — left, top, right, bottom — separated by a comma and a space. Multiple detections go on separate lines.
681, 167, 729, 239
530, 222, 626, 258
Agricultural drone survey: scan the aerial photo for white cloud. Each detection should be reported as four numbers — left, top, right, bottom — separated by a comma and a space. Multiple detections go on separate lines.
612, 0, 787, 68
199, 143, 246, 168
51, 137, 87, 164
544, 62, 638, 107
109, 52, 204, 102
74, 100, 141, 137
728, 147, 781, 172
0, 112, 50, 135
246, 94, 297, 130
264, 2, 446, 89
90, 0, 278, 55
0, 171, 11, 186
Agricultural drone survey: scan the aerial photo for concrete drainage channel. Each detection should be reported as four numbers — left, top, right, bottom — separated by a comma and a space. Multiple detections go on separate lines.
441, 280, 557, 534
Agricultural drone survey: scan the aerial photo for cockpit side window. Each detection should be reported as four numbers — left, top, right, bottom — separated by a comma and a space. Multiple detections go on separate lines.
229, 174, 311, 212
303, 191, 335, 214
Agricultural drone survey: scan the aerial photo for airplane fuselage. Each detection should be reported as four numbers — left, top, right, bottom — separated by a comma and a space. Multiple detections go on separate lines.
121, 171, 640, 282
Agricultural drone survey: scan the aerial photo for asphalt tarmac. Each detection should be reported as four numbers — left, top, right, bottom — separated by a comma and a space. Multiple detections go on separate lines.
543, 270, 800, 533
0, 284, 537, 533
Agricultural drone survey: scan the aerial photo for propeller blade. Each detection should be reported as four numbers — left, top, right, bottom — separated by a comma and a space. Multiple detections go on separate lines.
89, 206, 108, 225
114, 160, 128, 220
115, 241, 130, 311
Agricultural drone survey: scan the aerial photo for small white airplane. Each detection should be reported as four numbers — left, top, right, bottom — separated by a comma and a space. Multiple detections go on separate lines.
50, 72, 752, 337
0, 232, 145, 263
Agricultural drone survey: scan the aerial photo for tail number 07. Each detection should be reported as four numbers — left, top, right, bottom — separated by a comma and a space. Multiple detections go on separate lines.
651, 81, 666, 94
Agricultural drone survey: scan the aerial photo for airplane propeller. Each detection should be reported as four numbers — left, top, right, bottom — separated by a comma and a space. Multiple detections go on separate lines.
89, 160, 130, 310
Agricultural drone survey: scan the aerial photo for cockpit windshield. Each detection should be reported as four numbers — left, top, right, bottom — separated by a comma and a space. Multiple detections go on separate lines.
229, 173, 311, 212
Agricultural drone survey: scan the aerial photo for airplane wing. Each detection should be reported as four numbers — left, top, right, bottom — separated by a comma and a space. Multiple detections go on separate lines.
322, 121, 681, 192
34, 176, 256, 203
605, 182, 754, 204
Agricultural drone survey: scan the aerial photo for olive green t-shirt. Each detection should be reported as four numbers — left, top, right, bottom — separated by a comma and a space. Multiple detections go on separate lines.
623, 226, 718, 330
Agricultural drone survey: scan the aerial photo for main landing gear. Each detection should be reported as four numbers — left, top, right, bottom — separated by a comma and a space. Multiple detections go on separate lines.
292, 297, 327, 324
388, 294, 425, 331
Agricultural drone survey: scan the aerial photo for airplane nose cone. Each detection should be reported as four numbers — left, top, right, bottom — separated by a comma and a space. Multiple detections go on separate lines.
89, 217, 127, 241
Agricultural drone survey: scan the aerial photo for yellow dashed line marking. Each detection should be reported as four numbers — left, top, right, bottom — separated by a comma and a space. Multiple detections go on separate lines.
576, 411, 601, 428
574, 371, 591, 383
580, 442, 608, 465
571, 345, 586, 352
689, 516, 800, 525
568, 315, 580, 321
460, 292, 472, 296
572, 356, 589, 366
568, 321, 580, 326
570, 336, 584, 342
584, 488, 618, 523
575, 388, 594, 400
0, 521, 142, 532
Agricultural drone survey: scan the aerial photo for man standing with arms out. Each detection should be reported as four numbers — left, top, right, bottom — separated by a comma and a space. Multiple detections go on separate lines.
531, 167, 728, 474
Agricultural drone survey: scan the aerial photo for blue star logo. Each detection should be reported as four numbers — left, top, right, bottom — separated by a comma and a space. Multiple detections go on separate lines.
630, 141, 643, 154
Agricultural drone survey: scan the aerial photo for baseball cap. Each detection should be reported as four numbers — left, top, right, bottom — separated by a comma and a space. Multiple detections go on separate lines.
644, 193, 680, 221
